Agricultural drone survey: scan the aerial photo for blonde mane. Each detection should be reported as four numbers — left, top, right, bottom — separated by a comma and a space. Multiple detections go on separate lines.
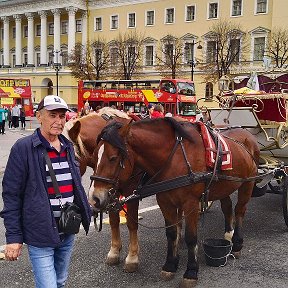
63, 107, 130, 160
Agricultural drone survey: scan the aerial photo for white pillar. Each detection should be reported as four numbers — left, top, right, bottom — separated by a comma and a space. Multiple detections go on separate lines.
52, 8, 61, 63
38, 11, 47, 66
1, 16, 10, 67
81, 11, 88, 48
25, 12, 34, 67
13, 15, 22, 67
67, 7, 78, 56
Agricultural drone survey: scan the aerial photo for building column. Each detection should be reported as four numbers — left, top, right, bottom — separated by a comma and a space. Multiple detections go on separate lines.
52, 8, 61, 63
81, 11, 88, 48
1, 16, 10, 67
25, 12, 34, 67
13, 15, 22, 67
38, 11, 47, 66
67, 6, 78, 57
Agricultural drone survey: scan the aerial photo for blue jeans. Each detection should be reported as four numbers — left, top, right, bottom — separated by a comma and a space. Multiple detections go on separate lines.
27, 234, 75, 288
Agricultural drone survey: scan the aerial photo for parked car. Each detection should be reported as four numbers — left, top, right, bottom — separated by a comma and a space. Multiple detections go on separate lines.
66, 108, 78, 121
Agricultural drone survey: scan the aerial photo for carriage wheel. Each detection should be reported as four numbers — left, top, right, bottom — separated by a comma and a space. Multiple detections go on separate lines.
282, 176, 288, 227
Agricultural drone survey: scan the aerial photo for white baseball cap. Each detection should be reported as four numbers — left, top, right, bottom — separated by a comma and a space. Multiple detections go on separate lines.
38, 95, 68, 111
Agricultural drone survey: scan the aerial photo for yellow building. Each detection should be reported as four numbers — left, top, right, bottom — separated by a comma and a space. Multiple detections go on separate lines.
0, 0, 287, 107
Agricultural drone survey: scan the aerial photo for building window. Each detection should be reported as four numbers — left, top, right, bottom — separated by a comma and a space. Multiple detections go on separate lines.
61, 51, 68, 66
95, 48, 102, 65
208, 3, 218, 19
186, 5, 195, 21
61, 21, 68, 34
48, 23, 54, 35
12, 27, 16, 39
36, 24, 41, 36
145, 46, 154, 66
230, 38, 240, 62
185, 42, 194, 63
232, 0, 242, 16
76, 20, 82, 32
1, 28, 3, 40
205, 83, 214, 100
256, 0, 267, 14
128, 13, 136, 28
146, 10, 155, 26
36, 53, 40, 66
12, 54, 16, 67
206, 40, 217, 63
23, 53, 28, 65
110, 47, 118, 66
253, 37, 265, 61
165, 8, 175, 24
165, 43, 174, 64
24, 25, 28, 37
111, 15, 119, 30
95, 17, 102, 31
48, 52, 54, 65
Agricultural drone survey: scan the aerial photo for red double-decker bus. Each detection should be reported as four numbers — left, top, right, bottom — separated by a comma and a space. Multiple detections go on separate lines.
78, 78, 197, 120
0, 78, 33, 116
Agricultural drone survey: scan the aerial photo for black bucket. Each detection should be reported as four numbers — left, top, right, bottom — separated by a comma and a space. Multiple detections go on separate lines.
203, 238, 232, 267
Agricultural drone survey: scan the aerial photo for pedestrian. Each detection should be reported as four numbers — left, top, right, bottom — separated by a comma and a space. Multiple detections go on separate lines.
7, 106, 12, 129
0, 104, 7, 134
0, 95, 91, 288
20, 107, 26, 129
147, 103, 154, 118
11, 104, 20, 128
151, 103, 164, 118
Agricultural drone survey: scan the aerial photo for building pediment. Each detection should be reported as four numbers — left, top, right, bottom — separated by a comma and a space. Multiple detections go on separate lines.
181, 33, 198, 40
249, 26, 270, 35
143, 37, 157, 43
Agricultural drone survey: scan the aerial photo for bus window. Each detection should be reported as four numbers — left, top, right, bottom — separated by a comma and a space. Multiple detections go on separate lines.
177, 82, 195, 96
83, 81, 95, 89
179, 102, 196, 116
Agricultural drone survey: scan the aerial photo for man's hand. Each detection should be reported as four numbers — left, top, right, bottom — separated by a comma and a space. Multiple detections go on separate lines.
5, 243, 23, 261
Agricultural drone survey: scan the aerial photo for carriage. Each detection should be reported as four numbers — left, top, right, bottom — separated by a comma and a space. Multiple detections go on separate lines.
66, 94, 288, 287
208, 88, 288, 227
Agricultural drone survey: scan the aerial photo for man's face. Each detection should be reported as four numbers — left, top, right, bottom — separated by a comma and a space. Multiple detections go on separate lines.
36, 109, 66, 137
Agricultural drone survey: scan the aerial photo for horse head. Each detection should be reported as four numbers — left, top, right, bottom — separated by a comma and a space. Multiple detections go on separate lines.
89, 120, 134, 212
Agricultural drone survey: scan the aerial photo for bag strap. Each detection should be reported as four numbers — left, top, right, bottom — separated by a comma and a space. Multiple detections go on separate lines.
44, 151, 62, 200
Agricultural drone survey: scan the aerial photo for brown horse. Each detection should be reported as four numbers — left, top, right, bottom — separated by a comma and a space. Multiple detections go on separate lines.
63, 109, 141, 272
89, 117, 260, 287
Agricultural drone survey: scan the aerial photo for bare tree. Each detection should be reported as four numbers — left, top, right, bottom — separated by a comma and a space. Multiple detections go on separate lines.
200, 19, 248, 82
109, 31, 145, 79
267, 27, 288, 69
155, 35, 185, 79
68, 38, 110, 80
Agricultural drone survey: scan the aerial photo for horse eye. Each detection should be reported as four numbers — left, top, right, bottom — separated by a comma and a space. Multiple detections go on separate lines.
109, 156, 118, 162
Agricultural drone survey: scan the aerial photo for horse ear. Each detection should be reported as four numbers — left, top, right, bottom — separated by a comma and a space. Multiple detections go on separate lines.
68, 120, 81, 143
119, 119, 133, 137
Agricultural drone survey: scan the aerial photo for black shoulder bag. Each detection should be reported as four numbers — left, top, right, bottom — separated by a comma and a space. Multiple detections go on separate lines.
44, 151, 82, 235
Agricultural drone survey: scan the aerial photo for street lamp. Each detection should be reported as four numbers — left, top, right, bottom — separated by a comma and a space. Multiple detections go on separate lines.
185, 40, 202, 81
53, 50, 62, 96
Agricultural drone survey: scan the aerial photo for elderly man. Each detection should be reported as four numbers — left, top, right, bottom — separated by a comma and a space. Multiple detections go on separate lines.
1, 95, 91, 288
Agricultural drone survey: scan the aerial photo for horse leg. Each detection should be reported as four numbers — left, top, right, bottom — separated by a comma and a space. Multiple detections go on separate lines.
179, 200, 199, 288
106, 211, 122, 266
159, 205, 181, 281
124, 200, 140, 272
232, 182, 254, 259
220, 197, 234, 242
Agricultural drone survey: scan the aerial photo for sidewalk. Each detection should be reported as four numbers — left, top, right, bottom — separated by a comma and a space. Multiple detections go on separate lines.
0, 118, 39, 175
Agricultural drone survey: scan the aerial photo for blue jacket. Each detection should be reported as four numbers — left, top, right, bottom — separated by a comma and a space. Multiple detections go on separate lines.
0, 129, 91, 247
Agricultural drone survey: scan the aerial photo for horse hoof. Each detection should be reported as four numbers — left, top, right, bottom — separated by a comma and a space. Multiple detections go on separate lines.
232, 251, 241, 259
106, 256, 120, 266
179, 278, 197, 288
160, 270, 175, 281
124, 262, 139, 273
